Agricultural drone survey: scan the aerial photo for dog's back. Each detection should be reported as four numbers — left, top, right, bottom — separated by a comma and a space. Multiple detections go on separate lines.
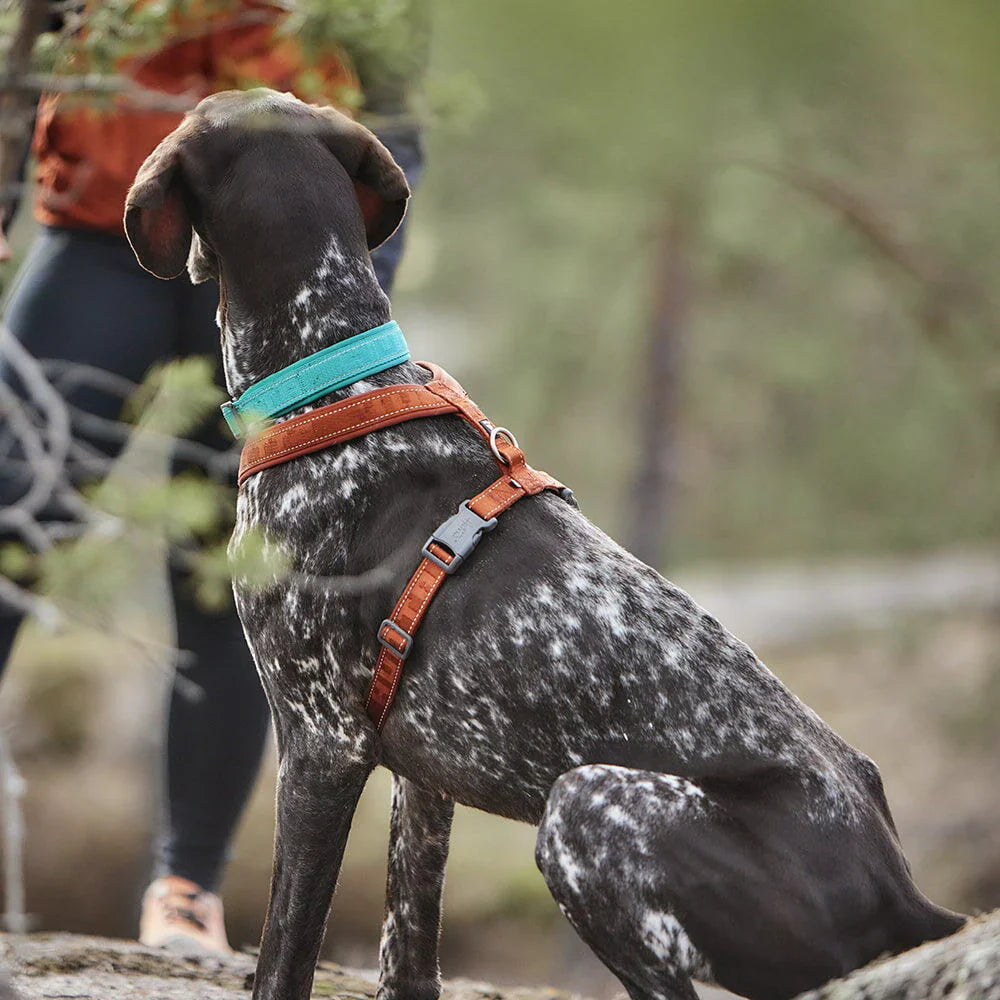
249, 408, 964, 998
126, 89, 964, 1000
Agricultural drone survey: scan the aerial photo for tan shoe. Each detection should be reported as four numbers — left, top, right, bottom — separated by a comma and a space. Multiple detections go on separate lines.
139, 876, 232, 956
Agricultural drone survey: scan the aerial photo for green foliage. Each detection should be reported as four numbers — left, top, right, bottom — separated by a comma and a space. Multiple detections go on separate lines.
71, 1, 170, 72
400, 0, 1000, 562
189, 529, 291, 611
29, 0, 194, 76
185, 541, 236, 611
38, 354, 293, 615
285, 0, 430, 111
36, 529, 150, 611
0, 3, 19, 43
122, 355, 226, 437
0, 359, 237, 617
18, 0, 433, 121
0, 541, 33, 580
86, 473, 228, 543
227, 527, 292, 590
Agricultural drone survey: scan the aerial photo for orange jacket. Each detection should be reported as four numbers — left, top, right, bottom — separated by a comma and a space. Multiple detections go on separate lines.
33, 2, 356, 234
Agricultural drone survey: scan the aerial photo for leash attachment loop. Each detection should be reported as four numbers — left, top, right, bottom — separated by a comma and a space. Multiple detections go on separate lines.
488, 425, 519, 465
421, 501, 498, 575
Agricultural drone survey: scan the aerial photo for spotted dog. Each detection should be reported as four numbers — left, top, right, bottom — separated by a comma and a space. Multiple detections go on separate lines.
124, 89, 965, 1000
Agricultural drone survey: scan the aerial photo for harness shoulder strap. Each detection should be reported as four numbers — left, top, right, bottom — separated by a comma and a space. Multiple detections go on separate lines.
364, 378, 569, 730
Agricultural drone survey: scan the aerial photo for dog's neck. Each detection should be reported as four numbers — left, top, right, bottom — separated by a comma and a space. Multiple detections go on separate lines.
217, 234, 392, 399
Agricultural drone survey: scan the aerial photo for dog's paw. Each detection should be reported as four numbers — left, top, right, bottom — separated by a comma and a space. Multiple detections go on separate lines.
376, 979, 441, 1000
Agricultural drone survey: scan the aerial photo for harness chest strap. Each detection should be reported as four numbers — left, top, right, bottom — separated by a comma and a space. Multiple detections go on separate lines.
238, 381, 457, 486
236, 363, 570, 730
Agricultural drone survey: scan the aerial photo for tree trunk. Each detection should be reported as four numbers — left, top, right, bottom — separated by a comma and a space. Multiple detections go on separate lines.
0, 0, 48, 259
626, 191, 697, 569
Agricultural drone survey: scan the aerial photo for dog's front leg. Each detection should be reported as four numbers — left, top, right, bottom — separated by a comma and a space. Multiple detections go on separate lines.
377, 774, 455, 1000
252, 722, 373, 1000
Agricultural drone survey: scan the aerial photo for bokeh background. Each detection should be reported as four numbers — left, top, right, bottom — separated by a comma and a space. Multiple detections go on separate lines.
2, 2, 999, 998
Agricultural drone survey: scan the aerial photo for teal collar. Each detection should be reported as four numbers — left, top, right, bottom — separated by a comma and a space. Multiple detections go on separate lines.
221, 320, 409, 437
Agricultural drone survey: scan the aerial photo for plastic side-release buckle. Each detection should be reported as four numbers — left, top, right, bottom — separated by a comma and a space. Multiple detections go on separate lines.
421, 500, 498, 575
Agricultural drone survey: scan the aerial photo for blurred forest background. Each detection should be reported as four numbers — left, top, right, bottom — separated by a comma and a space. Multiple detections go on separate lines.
1, 2, 999, 998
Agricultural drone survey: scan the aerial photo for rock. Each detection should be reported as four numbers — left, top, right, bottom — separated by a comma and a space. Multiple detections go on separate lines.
2, 916, 1000, 1000
0, 932, 591, 1000
0, 972, 22, 1000
794, 909, 1000, 1000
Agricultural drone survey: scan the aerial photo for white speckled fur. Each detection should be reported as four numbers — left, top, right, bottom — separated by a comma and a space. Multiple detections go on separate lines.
222, 236, 963, 1000
152, 90, 963, 1000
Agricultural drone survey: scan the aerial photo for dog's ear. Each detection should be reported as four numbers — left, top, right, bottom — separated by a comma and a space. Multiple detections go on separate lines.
125, 128, 193, 279
313, 107, 410, 251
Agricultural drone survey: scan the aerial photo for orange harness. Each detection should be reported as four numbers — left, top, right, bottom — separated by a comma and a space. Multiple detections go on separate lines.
238, 363, 571, 731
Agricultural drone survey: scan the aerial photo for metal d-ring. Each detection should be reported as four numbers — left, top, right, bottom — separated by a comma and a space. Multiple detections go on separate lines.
488, 425, 519, 464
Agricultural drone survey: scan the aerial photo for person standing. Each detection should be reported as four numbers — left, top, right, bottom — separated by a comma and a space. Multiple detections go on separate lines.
0, 0, 426, 953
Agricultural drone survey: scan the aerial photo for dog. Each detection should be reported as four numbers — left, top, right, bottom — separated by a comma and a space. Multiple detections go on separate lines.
125, 89, 965, 1000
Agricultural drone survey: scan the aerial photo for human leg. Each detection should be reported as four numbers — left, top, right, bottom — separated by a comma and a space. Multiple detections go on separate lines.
140, 276, 268, 952
156, 560, 270, 894
1, 227, 177, 677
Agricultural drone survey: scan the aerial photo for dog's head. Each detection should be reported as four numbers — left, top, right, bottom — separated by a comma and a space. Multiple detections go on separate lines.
124, 89, 409, 281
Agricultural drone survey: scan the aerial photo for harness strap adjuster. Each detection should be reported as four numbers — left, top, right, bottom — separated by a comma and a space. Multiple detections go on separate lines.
420, 501, 498, 575
377, 619, 413, 659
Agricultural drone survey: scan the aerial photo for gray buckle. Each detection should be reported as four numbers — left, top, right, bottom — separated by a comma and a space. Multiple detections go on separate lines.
421, 501, 498, 575
377, 619, 413, 659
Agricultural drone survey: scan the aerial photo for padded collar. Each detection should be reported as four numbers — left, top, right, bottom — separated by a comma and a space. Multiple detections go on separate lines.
221, 321, 409, 437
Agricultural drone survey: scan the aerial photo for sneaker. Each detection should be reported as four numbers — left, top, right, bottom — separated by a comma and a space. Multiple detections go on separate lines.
139, 875, 232, 956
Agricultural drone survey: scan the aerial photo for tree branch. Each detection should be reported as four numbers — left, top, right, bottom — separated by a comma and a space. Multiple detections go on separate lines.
0, 329, 73, 532
0, 0, 48, 258
731, 158, 995, 343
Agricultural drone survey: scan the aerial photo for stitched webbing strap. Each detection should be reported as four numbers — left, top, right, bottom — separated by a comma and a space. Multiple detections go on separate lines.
364, 383, 565, 729
222, 321, 409, 437
235, 362, 568, 732
238, 380, 456, 486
